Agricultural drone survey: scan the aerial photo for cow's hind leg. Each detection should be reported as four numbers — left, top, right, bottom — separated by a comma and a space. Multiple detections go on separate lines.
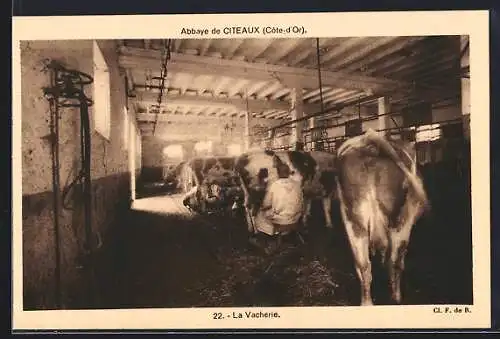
322, 195, 333, 228
302, 198, 312, 228
388, 212, 416, 304
243, 204, 256, 233
338, 196, 373, 305
388, 234, 409, 304
346, 221, 372, 306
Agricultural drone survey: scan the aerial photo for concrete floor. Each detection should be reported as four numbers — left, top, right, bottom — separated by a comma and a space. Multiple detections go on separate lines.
132, 193, 193, 217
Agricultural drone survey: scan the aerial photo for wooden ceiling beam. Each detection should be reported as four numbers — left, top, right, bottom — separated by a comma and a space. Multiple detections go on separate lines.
118, 45, 410, 93
131, 89, 323, 114
135, 112, 287, 126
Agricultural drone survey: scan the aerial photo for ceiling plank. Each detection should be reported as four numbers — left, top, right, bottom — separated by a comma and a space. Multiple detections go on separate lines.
324, 36, 399, 69
342, 36, 427, 72
198, 39, 212, 57
285, 38, 321, 66
228, 79, 251, 97
266, 39, 303, 64
224, 39, 245, 58
246, 39, 275, 62
211, 76, 232, 96
304, 87, 339, 101
317, 37, 366, 66
173, 39, 183, 52
270, 88, 291, 100
368, 37, 446, 76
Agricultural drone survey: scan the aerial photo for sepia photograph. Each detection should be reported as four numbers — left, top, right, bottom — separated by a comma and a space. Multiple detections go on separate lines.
12, 11, 490, 330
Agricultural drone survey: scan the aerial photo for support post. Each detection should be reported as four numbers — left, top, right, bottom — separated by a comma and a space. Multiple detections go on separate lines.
244, 110, 252, 151
378, 96, 391, 136
461, 35, 470, 141
264, 129, 274, 150
308, 115, 316, 151
290, 86, 304, 150
129, 116, 136, 202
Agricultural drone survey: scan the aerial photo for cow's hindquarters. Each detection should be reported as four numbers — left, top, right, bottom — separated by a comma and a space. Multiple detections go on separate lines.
336, 134, 428, 306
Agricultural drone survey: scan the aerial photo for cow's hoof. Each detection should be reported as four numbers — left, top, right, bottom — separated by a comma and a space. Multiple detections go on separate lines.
248, 237, 262, 249
295, 232, 306, 245
391, 293, 402, 305
360, 300, 374, 306
264, 242, 279, 255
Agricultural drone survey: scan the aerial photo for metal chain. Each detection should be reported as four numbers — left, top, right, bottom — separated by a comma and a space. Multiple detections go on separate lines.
153, 39, 172, 135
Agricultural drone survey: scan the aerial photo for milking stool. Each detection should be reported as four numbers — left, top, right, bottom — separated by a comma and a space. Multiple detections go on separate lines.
273, 221, 305, 249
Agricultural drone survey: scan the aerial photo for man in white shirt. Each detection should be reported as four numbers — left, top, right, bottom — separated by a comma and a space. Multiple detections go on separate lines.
249, 162, 305, 249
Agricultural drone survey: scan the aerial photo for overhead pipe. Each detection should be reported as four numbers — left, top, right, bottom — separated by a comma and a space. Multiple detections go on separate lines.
301, 93, 461, 134
315, 38, 325, 123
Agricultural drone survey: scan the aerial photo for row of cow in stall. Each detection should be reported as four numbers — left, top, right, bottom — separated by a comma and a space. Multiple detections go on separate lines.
161, 129, 430, 306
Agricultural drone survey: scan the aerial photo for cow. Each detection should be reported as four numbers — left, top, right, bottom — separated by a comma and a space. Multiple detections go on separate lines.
179, 155, 243, 215
335, 129, 429, 306
234, 149, 338, 234
163, 161, 184, 191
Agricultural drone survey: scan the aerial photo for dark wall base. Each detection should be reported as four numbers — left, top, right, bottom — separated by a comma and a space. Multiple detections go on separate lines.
140, 166, 164, 184
22, 172, 131, 310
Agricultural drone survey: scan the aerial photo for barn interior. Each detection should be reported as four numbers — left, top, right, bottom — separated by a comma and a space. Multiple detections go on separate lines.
21, 36, 471, 310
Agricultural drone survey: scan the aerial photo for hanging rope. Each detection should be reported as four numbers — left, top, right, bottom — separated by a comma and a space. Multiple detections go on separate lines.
153, 39, 172, 135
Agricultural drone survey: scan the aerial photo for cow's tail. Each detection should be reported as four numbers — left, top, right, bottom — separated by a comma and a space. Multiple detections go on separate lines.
235, 171, 256, 233
363, 129, 428, 206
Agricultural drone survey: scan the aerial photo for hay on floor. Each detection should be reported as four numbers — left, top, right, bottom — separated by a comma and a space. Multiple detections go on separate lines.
188, 239, 355, 307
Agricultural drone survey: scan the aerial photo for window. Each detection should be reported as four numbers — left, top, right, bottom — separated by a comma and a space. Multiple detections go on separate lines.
345, 118, 362, 137
136, 131, 142, 169
227, 143, 242, 156
123, 106, 129, 150
194, 141, 213, 155
93, 41, 111, 140
163, 144, 184, 159
416, 123, 441, 142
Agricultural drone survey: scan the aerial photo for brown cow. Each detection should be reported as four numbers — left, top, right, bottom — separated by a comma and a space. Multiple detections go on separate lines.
335, 129, 429, 305
234, 149, 338, 234
179, 155, 243, 214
